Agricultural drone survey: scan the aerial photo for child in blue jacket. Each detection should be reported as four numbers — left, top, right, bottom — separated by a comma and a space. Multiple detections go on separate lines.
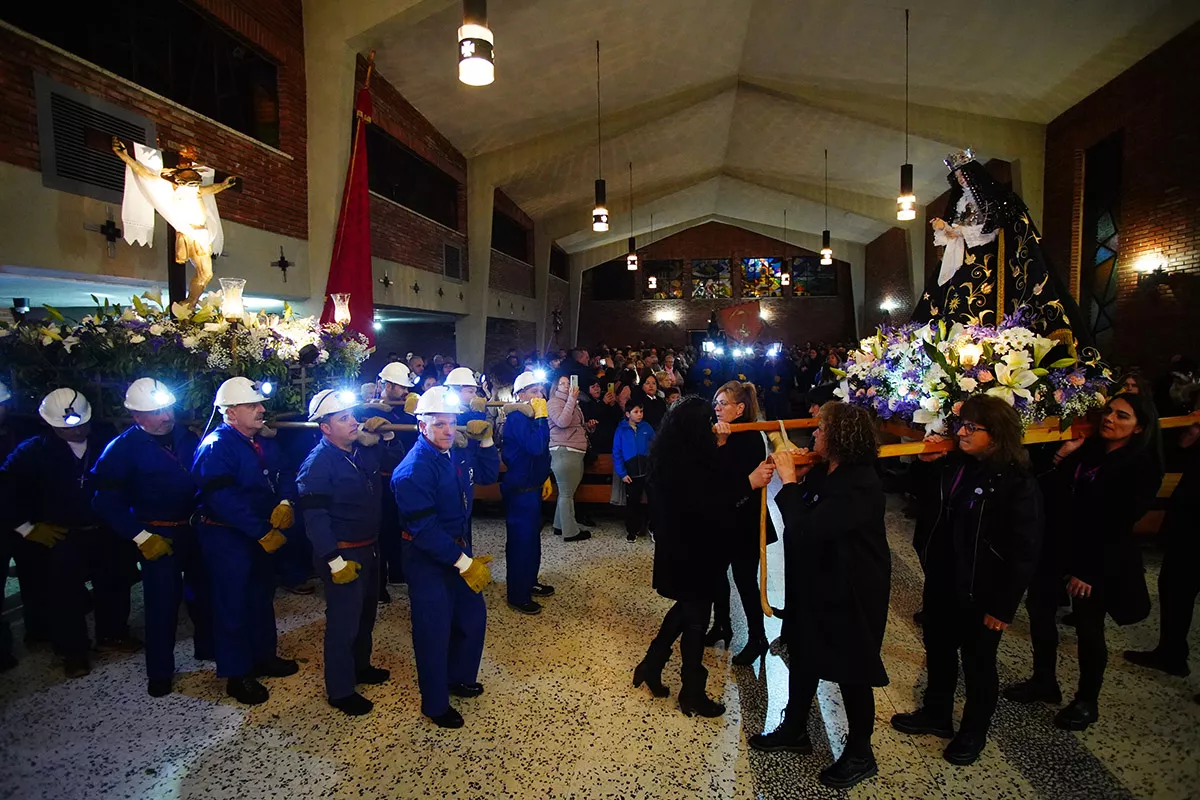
612, 398, 655, 542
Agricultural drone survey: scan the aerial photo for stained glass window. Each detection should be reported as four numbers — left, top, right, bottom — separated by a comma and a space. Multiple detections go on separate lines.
1082, 134, 1122, 353
691, 259, 732, 299
791, 257, 837, 296
645, 260, 684, 299
740, 258, 783, 298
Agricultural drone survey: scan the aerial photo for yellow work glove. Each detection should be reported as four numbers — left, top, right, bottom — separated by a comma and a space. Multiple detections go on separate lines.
541, 478, 554, 501
469, 396, 488, 413
138, 533, 174, 561
270, 502, 294, 530
259, 528, 287, 553
461, 555, 493, 593
503, 402, 534, 418
403, 393, 420, 415
530, 398, 549, 419
25, 523, 67, 549
331, 559, 361, 584
465, 420, 493, 440
361, 416, 388, 433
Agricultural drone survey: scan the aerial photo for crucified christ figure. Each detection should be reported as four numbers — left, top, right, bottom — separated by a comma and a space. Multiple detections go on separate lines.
112, 137, 238, 307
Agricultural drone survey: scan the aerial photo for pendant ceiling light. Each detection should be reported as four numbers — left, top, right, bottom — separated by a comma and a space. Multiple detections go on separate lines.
458, 0, 495, 86
821, 149, 834, 266
896, 9, 917, 221
592, 41, 609, 232
646, 214, 657, 289
626, 162, 638, 270
780, 209, 791, 286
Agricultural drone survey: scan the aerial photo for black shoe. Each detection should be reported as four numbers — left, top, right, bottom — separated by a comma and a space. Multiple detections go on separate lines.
633, 661, 669, 698
329, 691, 373, 716
531, 582, 555, 597
890, 708, 954, 738
148, 677, 173, 697
748, 712, 812, 754
679, 692, 725, 717
820, 751, 878, 788
283, 582, 316, 596
378, 586, 393, 604
626, 532, 637, 542
1123, 648, 1190, 677
912, 609, 926, 626
427, 707, 465, 728
255, 656, 299, 678
1003, 677, 1063, 704
356, 666, 390, 685
553, 527, 562, 536
943, 731, 987, 765
95, 635, 143, 654
733, 637, 769, 666
449, 682, 484, 698
1054, 698, 1099, 731
509, 600, 543, 615
1061, 611, 1078, 626
227, 676, 269, 705
704, 625, 732, 648
563, 530, 592, 542
63, 656, 91, 679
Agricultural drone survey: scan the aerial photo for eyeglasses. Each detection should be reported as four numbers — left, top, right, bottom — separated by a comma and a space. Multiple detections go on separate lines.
956, 420, 988, 434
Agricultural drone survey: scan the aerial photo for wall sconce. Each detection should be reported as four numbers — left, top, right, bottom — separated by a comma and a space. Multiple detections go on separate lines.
219, 277, 246, 320
654, 309, 678, 324
759, 307, 770, 321
330, 292, 352, 325
879, 298, 900, 312
1136, 253, 1169, 289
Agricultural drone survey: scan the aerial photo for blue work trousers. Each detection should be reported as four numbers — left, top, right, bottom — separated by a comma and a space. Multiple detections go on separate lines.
140, 524, 214, 681
197, 523, 278, 678
317, 544, 378, 700
502, 488, 542, 606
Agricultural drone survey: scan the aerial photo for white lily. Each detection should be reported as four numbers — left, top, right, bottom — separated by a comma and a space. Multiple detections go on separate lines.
1031, 336, 1056, 367
1002, 349, 1033, 371
62, 335, 81, 353
912, 395, 943, 425
986, 362, 1038, 405
129, 334, 146, 344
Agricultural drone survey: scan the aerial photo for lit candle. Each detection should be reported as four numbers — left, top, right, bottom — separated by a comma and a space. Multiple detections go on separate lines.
958, 342, 983, 369
219, 278, 246, 321
331, 293, 352, 325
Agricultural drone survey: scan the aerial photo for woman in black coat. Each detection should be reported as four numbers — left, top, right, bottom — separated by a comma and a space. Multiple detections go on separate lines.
1005, 392, 1162, 730
634, 396, 775, 717
892, 395, 1042, 767
705, 380, 774, 665
749, 402, 889, 790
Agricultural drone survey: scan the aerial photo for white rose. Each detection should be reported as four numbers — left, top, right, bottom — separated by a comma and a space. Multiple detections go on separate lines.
181, 335, 199, 349
129, 334, 146, 344
149, 323, 164, 336
958, 376, 978, 392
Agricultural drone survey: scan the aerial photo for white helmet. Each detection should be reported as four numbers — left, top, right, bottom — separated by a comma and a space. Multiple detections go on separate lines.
414, 386, 462, 415
444, 367, 477, 388
214, 377, 271, 410
124, 378, 176, 412
308, 388, 360, 421
0, 379, 11, 404
378, 362, 416, 388
38, 388, 92, 428
513, 370, 547, 394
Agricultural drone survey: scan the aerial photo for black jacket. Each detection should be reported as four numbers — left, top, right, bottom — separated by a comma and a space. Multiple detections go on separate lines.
718, 430, 775, 549
1041, 439, 1161, 625
580, 396, 621, 456
915, 452, 1043, 624
778, 464, 890, 686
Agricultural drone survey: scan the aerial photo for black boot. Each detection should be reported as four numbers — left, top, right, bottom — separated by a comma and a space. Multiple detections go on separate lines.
1003, 676, 1062, 704
1054, 697, 1099, 731
703, 624, 732, 648
227, 676, 269, 705
329, 692, 373, 716
1123, 648, 1190, 677
356, 666, 390, 685
943, 730, 987, 765
748, 708, 812, 754
427, 707, 465, 728
732, 636, 769, 666
890, 708, 954, 738
449, 682, 484, 698
148, 677, 173, 698
679, 666, 725, 717
255, 656, 299, 678
633, 660, 669, 698
819, 749, 878, 788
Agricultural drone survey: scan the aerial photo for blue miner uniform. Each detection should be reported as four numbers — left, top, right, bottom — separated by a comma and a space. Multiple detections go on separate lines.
500, 409, 551, 607
759, 357, 794, 420
297, 438, 382, 700
92, 424, 213, 681
391, 434, 499, 717
192, 424, 294, 678
689, 355, 726, 396
357, 403, 411, 586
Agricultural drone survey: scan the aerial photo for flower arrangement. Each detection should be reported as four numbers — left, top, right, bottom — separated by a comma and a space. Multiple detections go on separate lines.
837, 308, 1110, 431
0, 290, 370, 417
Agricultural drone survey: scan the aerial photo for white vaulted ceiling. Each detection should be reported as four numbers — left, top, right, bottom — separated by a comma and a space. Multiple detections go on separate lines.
359, 0, 1198, 254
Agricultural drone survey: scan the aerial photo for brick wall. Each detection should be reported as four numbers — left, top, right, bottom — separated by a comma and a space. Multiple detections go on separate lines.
370, 193, 468, 278
864, 226, 911, 332
578, 221, 855, 347
0, 0, 308, 240
1043, 22, 1200, 371
485, 318, 538, 376
489, 250, 535, 297
362, 320, 459, 379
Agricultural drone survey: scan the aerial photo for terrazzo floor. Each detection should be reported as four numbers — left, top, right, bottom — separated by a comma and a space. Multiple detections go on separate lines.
1, 493, 1198, 799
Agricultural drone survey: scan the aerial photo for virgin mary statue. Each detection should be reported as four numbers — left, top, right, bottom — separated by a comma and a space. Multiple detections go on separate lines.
911, 149, 1089, 349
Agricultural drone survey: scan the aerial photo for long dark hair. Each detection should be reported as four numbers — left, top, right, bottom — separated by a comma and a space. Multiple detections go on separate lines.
648, 396, 718, 497
958, 395, 1029, 468
1101, 392, 1163, 470
818, 402, 878, 466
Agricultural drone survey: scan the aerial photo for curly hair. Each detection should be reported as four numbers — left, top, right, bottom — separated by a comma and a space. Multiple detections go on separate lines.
714, 380, 760, 424
958, 395, 1029, 467
817, 402, 877, 466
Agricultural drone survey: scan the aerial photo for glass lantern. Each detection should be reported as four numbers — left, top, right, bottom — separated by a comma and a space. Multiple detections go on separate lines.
331, 293, 352, 325
219, 278, 246, 320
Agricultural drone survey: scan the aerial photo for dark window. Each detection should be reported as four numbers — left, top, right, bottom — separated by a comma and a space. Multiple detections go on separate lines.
791, 257, 838, 296
644, 260, 684, 299
586, 258, 635, 301
550, 245, 569, 281
4, 0, 280, 147
492, 209, 530, 263
365, 124, 459, 230
1081, 133, 1123, 354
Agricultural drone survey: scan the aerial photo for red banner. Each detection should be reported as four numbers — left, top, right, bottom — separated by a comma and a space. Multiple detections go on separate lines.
719, 301, 763, 344
321, 83, 375, 345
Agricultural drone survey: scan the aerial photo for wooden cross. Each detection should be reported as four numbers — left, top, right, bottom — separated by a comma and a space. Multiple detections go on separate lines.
271, 246, 291, 283
83, 208, 122, 257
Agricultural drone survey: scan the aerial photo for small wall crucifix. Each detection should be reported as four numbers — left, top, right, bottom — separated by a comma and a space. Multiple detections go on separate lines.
271, 246, 291, 283
83, 208, 122, 258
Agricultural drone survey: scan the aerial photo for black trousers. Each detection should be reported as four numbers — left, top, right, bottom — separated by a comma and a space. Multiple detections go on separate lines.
643, 599, 711, 696
787, 667, 876, 758
1027, 575, 1109, 702
624, 477, 646, 535
49, 530, 132, 659
922, 598, 1003, 735
1156, 524, 1200, 664
713, 550, 765, 641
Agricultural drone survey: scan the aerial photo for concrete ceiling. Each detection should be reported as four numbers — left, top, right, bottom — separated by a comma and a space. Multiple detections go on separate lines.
360, 0, 1199, 252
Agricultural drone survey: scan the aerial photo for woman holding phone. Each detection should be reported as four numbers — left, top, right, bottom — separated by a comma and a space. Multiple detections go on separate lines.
548, 374, 590, 542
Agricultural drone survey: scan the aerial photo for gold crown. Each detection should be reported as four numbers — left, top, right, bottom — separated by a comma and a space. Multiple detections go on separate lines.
943, 148, 976, 171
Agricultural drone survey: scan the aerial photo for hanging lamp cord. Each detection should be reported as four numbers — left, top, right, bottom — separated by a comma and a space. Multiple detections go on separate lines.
596, 41, 602, 179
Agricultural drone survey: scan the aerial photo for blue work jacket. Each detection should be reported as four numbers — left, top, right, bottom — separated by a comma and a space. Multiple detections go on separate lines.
92, 424, 200, 538
296, 437, 382, 560
0, 429, 113, 530
500, 411, 550, 491
192, 423, 295, 540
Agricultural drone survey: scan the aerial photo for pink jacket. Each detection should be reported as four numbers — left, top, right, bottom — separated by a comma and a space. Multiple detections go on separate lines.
548, 386, 588, 451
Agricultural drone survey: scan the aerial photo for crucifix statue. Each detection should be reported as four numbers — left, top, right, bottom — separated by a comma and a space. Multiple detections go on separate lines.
111, 137, 239, 308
